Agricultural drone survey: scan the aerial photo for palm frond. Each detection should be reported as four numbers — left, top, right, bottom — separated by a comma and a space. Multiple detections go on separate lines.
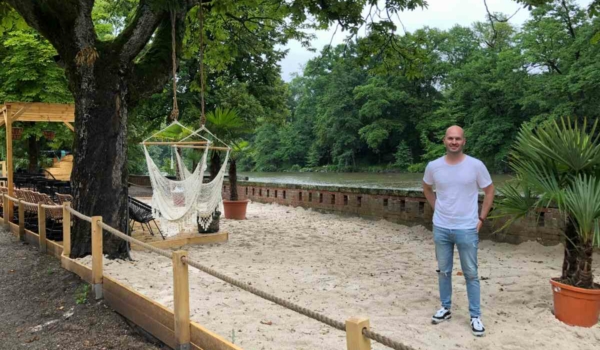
563, 174, 600, 247
491, 179, 538, 232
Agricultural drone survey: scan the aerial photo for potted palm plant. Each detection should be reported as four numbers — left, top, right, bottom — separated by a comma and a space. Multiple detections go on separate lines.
205, 107, 251, 220
494, 118, 600, 327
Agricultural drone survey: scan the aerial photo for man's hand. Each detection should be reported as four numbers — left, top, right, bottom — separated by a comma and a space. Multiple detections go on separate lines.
477, 184, 495, 233
477, 219, 483, 233
422, 182, 436, 211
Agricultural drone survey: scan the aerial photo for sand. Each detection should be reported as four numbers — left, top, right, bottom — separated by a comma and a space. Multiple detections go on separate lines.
79, 202, 600, 350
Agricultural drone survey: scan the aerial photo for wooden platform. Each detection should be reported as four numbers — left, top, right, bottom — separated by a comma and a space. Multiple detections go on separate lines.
131, 231, 228, 251
45, 154, 73, 181
130, 218, 228, 250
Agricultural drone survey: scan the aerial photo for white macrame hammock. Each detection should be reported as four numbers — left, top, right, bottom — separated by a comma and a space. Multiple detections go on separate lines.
142, 123, 230, 237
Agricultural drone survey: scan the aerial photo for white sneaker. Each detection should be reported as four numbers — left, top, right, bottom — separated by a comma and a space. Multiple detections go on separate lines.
431, 307, 452, 324
471, 317, 485, 336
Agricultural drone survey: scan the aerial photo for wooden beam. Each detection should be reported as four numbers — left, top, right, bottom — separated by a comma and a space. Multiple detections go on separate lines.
38, 203, 47, 253
63, 122, 75, 132
142, 232, 228, 250
91, 216, 103, 300
172, 251, 191, 350
2, 195, 9, 228
346, 317, 371, 350
18, 200, 24, 240
62, 202, 71, 257
16, 115, 75, 122
10, 103, 32, 122
142, 141, 210, 145
175, 145, 230, 151
6, 106, 14, 216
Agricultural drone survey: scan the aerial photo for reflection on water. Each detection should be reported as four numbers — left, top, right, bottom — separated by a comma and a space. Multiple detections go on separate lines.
239, 172, 511, 190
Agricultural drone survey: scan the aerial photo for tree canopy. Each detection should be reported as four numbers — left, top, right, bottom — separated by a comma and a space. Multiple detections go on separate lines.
247, 0, 600, 173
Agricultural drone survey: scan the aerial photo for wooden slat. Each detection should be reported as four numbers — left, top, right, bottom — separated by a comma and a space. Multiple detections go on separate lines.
9, 103, 32, 122
47, 240, 63, 259
173, 251, 191, 347
17, 115, 75, 122
18, 202, 25, 239
103, 276, 175, 330
61, 256, 92, 283
6, 106, 13, 211
146, 232, 228, 250
10, 222, 18, 236
24, 229, 39, 246
38, 203, 47, 253
91, 216, 103, 285
191, 321, 243, 350
104, 288, 178, 349
63, 122, 75, 131
62, 203, 71, 257
142, 141, 210, 145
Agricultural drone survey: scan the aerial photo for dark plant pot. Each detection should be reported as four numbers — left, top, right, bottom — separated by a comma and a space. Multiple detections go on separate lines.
43, 130, 56, 141
223, 199, 249, 220
198, 210, 220, 234
550, 278, 600, 327
11, 127, 23, 140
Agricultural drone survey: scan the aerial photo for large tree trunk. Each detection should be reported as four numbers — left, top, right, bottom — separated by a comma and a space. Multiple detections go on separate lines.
228, 158, 238, 201
561, 216, 580, 282
7, 0, 194, 259
69, 56, 130, 259
27, 132, 39, 173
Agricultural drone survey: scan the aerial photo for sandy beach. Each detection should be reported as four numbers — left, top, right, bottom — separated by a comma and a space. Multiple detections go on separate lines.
80, 202, 600, 350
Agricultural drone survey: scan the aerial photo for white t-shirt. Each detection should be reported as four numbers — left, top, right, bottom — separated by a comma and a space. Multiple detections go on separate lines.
423, 155, 492, 230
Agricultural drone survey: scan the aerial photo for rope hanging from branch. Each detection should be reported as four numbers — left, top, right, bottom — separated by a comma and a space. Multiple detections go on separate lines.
170, 10, 179, 120
198, 2, 206, 126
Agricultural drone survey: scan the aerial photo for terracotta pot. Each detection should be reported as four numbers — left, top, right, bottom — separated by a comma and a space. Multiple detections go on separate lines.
11, 127, 23, 140
550, 278, 600, 327
43, 130, 55, 141
223, 199, 249, 220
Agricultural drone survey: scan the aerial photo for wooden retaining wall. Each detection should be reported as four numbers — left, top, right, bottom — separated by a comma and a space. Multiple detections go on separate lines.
0, 198, 242, 350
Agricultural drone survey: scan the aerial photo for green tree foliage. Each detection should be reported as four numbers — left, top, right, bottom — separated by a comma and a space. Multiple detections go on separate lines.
249, 0, 600, 173
0, 8, 73, 171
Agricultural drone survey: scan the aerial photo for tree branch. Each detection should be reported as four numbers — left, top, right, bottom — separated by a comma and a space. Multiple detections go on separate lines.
5, 0, 95, 56
114, 0, 165, 63
126, 18, 174, 107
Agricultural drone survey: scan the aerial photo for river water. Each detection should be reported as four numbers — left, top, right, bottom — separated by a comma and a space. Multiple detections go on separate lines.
238, 172, 511, 190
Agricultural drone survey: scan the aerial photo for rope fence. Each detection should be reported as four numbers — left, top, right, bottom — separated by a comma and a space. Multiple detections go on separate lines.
66, 205, 92, 222
1, 193, 418, 350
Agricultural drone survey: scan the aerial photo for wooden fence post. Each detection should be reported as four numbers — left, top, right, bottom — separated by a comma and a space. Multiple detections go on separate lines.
172, 250, 190, 350
346, 317, 371, 350
91, 216, 103, 300
18, 200, 24, 240
2, 194, 9, 227
62, 202, 71, 257
38, 203, 46, 253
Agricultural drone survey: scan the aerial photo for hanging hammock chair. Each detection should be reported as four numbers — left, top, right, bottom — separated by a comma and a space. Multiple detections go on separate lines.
140, 5, 230, 237
142, 122, 230, 236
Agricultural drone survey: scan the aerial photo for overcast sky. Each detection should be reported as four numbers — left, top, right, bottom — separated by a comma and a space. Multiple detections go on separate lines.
278, 0, 592, 81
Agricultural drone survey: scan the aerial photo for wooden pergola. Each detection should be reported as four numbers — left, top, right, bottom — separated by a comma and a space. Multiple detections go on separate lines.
0, 102, 75, 214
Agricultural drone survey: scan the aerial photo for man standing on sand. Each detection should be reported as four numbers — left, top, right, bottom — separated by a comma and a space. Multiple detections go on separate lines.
422, 126, 495, 337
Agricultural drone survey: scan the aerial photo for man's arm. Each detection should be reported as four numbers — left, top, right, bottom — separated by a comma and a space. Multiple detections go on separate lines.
422, 182, 436, 212
477, 184, 495, 232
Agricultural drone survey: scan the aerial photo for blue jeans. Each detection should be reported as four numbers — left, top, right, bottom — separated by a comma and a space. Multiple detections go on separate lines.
433, 225, 481, 318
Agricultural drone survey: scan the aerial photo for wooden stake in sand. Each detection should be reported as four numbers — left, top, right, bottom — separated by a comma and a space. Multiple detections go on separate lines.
172, 250, 191, 350
91, 216, 103, 300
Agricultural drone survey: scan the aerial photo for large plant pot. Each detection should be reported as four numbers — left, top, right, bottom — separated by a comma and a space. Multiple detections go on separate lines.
223, 199, 249, 220
550, 278, 600, 327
